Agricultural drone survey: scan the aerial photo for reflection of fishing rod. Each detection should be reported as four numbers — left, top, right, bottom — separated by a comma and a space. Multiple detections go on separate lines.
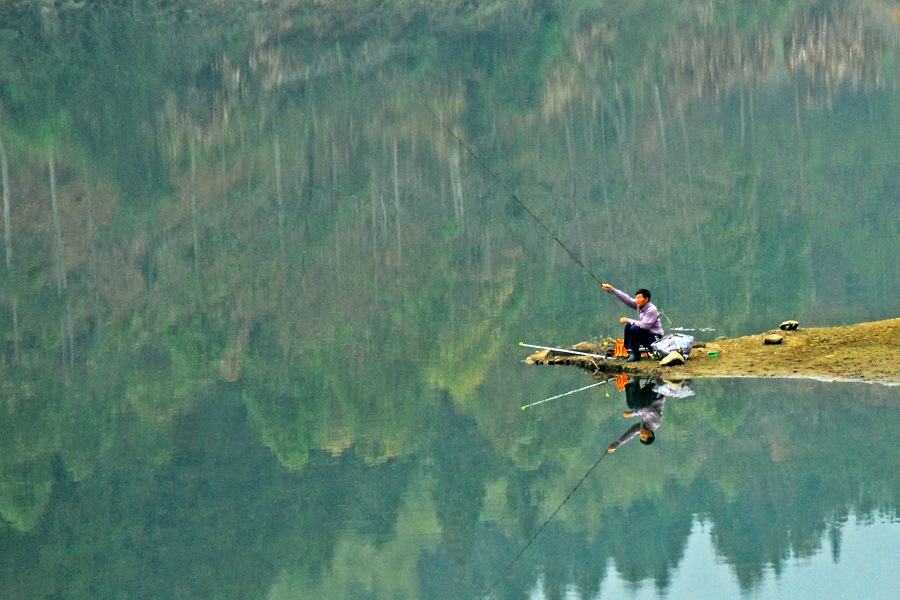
486, 448, 611, 595
518, 341, 608, 359
521, 377, 615, 410
422, 103, 605, 286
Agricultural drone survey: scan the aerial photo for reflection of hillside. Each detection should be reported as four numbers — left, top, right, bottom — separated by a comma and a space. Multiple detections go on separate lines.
785, 6, 886, 104
662, 5, 891, 105
667, 27, 776, 100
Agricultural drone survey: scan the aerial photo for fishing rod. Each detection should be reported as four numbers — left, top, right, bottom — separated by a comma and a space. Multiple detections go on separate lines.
422, 103, 605, 287
486, 448, 611, 596
521, 377, 614, 410
518, 341, 609, 359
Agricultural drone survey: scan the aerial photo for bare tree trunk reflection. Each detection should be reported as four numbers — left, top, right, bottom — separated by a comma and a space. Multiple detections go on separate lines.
49, 148, 74, 374
1, 137, 10, 268
392, 138, 402, 267
190, 140, 201, 293
274, 135, 286, 262
449, 148, 464, 222
0, 136, 19, 363
654, 83, 667, 156
83, 162, 101, 326
49, 148, 66, 292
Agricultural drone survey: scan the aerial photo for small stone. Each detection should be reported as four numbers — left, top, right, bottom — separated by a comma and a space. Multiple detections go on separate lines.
780, 320, 799, 331
659, 351, 685, 366
764, 334, 784, 345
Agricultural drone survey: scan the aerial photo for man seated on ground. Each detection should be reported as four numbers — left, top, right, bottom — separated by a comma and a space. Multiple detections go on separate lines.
601, 283, 664, 362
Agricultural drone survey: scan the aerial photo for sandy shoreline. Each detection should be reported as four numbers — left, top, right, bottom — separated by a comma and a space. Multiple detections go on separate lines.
525, 318, 900, 386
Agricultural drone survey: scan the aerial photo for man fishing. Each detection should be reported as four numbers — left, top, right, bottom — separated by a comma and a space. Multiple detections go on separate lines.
601, 283, 663, 362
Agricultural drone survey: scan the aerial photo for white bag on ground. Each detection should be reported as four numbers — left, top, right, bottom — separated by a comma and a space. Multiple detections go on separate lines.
651, 333, 695, 358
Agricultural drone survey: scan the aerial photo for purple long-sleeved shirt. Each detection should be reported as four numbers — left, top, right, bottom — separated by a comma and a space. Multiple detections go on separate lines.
609, 288, 664, 336
609, 396, 666, 450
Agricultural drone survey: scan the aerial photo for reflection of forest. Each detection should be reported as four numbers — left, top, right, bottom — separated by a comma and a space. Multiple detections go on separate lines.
1, 2, 899, 599
0, 379, 897, 599
785, 5, 887, 104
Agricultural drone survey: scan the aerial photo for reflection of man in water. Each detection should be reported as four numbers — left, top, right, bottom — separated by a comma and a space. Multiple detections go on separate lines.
607, 378, 665, 452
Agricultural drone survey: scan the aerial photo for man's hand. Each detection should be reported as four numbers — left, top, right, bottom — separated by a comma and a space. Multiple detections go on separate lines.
620, 317, 629, 324
602, 283, 613, 292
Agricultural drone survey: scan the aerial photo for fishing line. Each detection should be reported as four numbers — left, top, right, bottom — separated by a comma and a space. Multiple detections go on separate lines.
422, 103, 604, 286
486, 448, 611, 595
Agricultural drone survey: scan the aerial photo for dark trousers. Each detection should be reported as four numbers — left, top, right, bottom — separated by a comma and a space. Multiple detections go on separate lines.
625, 378, 658, 410
623, 323, 660, 354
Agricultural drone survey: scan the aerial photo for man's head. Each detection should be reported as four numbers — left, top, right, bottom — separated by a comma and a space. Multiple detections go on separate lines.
635, 288, 651, 308
639, 427, 655, 445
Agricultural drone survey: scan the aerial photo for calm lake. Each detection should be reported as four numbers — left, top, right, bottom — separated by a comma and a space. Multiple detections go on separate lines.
0, 2, 898, 599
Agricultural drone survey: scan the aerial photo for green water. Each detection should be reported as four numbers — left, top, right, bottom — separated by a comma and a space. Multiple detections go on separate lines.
0, 2, 898, 599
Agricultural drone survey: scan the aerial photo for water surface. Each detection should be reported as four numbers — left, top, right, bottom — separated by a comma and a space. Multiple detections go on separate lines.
0, 2, 898, 599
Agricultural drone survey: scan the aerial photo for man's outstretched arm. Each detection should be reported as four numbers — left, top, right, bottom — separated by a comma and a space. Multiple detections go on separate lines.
601, 283, 637, 309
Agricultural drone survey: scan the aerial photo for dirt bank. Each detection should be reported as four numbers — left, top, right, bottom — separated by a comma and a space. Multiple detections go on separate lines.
525, 318, 900, 386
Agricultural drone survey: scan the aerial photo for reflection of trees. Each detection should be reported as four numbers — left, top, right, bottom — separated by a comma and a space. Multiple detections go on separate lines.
464, 378, 897, 599
429, 392, 494, 566
668, 23, 777, 101
0, 397, 420, 600
785, 4, 886, 106
600, 493, 693, 594
692, 381, 897, 592
0, 458, 52, 533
